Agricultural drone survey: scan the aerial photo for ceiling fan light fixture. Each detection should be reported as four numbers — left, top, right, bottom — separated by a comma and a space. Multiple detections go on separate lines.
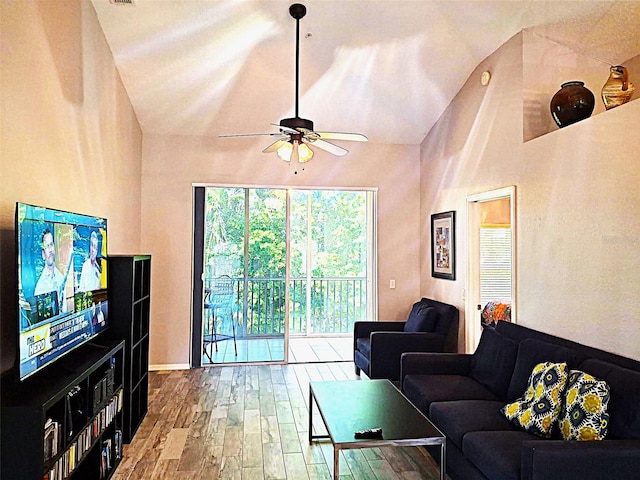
297, 143, 313, 163
276, 141, 293, 162
276, 140, 314, 163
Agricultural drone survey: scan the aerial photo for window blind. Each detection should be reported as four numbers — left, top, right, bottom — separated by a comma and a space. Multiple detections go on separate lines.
479, 226, 512, 305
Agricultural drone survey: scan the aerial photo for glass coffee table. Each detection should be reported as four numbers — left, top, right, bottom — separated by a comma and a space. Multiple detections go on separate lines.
309, 379, 446, 479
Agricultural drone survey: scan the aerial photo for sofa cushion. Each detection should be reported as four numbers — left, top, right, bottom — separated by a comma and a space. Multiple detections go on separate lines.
420, 297, 458, 337
429, 400, 515, 450
502, 362, 568, 438
469, 327, 519, 399
579, 358, 640, 439
463, 430, 536, 480
402, 374, 500, 416
404, 303, 437, 333
559, 369, 610, 441
355, 337, 371, 357
507, 338, 580, 401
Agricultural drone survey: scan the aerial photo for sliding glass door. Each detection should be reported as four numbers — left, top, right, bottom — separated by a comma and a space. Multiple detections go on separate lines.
289, 190, 370, 336
193, 186, 376, 366
199, 187, 287, 364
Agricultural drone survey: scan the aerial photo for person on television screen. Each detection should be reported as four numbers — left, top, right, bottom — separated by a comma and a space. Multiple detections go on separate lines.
79, 231, 102, 292
34, 228, 67, 312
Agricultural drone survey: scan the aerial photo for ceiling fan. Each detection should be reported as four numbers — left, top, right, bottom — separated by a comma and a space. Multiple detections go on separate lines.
220, 3, 368, 165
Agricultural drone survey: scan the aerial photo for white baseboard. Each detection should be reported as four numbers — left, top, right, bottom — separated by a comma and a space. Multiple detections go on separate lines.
149, 363, 190, 371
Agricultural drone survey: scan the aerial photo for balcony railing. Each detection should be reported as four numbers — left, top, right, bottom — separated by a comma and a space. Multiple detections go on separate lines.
204, 277, 367, 337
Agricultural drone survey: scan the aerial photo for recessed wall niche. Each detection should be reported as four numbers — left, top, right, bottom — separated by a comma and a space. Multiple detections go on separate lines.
522, 30, 639, 142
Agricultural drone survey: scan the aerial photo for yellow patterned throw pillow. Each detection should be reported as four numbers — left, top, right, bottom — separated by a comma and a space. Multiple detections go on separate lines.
559, 370, 610, 441
501, 362, 568, 438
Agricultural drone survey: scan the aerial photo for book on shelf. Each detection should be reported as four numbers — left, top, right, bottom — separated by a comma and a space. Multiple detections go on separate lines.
114, 430, 123, 460
68, 444, 76, 472
44, 418, 59, 461
104, 439, 112, 470
99, 443, 109, 479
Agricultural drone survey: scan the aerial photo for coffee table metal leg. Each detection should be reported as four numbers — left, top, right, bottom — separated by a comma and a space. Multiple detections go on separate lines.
334, 446, 339, 479
308, 386, 331, 443
308, 389, 314, 444
440, 441, 446, 480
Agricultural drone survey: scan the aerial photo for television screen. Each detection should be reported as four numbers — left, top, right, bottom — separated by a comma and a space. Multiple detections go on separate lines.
16, 202, 109, 380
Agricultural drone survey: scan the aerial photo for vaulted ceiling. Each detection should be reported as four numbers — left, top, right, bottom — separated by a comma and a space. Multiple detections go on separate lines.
91, 0, 640, 145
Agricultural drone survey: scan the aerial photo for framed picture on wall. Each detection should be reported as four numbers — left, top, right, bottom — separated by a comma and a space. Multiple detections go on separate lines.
431, 211, 456, 280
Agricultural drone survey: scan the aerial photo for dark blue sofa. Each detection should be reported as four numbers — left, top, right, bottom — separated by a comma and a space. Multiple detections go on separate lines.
401, 320, 640, 480
353, 298, 458, 381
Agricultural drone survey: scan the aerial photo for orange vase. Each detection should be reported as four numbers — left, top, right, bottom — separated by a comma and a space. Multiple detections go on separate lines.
601, 65, 635, 110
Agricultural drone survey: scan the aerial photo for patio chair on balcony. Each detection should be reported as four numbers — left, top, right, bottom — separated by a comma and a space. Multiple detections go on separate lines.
353, 297, 458, 381
203, 275, 237, 362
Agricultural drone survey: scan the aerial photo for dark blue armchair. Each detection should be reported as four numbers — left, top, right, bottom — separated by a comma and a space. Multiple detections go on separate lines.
353, 298, 458, 381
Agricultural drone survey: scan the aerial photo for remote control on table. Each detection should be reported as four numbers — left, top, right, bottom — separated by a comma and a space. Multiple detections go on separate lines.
354, 428, 383, 439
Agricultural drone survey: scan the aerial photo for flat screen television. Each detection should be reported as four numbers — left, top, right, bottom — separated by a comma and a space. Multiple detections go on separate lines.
16, 202, 109, 380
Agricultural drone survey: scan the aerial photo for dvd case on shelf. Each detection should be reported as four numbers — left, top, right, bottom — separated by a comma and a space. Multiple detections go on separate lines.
47, 389, 123, 480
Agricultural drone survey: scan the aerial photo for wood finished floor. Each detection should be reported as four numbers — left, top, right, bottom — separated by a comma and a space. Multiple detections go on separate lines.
113, 362, 445, 479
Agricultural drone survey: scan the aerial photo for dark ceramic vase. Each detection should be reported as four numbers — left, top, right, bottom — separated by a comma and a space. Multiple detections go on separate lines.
550, 81, 595, 128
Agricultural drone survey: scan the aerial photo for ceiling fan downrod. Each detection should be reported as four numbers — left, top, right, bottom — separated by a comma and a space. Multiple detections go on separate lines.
286, 3, 308, 128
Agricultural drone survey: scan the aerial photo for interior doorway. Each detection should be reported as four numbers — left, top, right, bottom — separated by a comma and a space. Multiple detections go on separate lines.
465, 186, 516, 352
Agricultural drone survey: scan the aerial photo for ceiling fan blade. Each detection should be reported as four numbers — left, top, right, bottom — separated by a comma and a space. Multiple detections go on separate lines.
262, 139, 288, 153
315, 132, 368, 142
305, 138, 348, 156
271, 123, 300, 135
219, 132, 283, 138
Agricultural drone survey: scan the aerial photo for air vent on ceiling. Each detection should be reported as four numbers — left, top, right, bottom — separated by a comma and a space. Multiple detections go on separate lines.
109, 0, 135, 5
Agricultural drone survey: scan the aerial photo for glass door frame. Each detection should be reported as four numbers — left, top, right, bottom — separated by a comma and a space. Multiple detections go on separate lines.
191, 186, 207, 368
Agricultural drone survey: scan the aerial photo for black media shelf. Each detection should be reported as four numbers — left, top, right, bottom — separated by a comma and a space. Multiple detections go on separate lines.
106, 255, 151, 444
1, 340, 125, 480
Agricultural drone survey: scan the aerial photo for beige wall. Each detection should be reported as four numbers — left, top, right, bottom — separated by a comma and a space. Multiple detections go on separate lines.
141, 135, 421, 367
3, 2, 637, 371
0, 1, 143, 373
420, 32, 640, 360
0, 0, 422, 371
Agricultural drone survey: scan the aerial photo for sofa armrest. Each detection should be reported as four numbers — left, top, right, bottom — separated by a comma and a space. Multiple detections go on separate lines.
354, 321, 405, 342
401, 352, 473, 378
521, 439, 640, 480
367, 332, 446, 380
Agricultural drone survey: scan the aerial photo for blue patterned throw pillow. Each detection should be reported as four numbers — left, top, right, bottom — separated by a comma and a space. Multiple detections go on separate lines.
502, 362, 568, 438
559, 370, 610, 441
